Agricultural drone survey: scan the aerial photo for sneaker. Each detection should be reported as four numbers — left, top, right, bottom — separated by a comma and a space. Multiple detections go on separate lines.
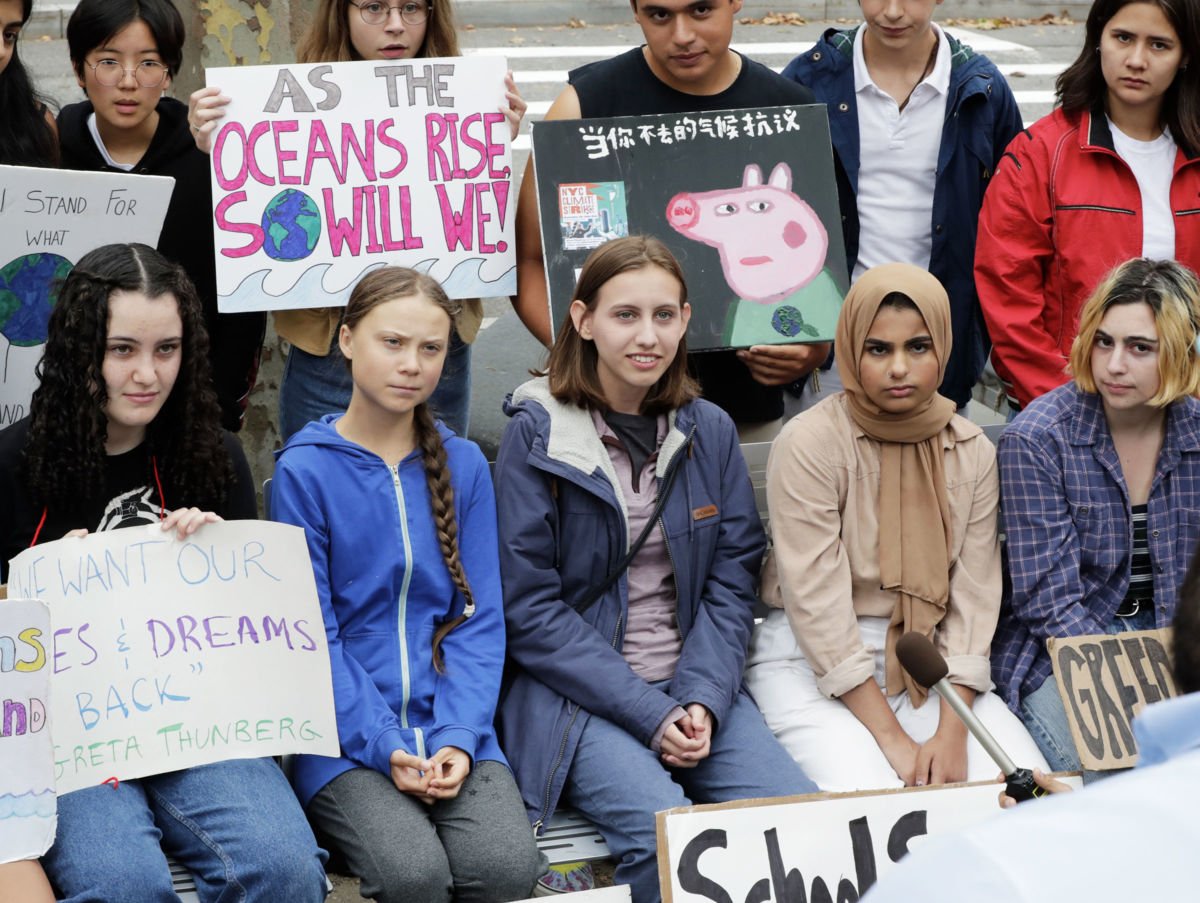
531, 861, 595, 895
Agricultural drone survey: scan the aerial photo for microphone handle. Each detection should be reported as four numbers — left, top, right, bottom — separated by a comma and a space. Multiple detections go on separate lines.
932, 677, 1017, 776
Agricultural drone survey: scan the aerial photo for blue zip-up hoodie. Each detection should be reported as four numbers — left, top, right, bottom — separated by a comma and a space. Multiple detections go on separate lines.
784, 26, 1023, 408
271, 415, 508, 806
494, 379, 765, 829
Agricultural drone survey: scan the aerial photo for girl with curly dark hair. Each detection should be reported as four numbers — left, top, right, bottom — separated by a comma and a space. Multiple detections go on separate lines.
0, 0, 58, 166
0, 242, 328, 902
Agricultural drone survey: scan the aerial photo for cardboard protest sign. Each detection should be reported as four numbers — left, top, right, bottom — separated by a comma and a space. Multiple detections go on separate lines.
532, 106, 849, 350
0, 598, 55, 862
208, 56, 516, 312
6, 521, 338, 795
656, 777, 1079, 902
0, 166, 172, 429
1049, 628, 1176, 771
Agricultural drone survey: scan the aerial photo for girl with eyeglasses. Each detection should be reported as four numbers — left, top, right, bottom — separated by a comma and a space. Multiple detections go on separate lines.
189, 0, 527, 443
56, 0, 267, 436
0, 0, 58, 165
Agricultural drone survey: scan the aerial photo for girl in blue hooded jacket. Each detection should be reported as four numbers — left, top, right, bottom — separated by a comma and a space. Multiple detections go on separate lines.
495, 236, 817, 903
270, 267, 539, 903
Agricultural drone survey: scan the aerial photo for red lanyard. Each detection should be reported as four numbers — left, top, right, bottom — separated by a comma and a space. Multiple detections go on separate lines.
29, 455, 165, 547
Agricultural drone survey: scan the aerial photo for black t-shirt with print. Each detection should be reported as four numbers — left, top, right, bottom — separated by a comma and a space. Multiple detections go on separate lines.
0, 417, 256, 582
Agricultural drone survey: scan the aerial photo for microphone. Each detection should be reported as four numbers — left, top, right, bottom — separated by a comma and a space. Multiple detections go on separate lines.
896, 632, 1045, 803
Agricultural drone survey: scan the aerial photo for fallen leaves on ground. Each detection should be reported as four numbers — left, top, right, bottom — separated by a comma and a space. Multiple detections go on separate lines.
943, 13, 1077, 29
739, 12, 807, 26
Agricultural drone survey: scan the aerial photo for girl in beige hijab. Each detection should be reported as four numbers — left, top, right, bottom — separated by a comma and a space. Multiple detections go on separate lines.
744, 263, 1046, 792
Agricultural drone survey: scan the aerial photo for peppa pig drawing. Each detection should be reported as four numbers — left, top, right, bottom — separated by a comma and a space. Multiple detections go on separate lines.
667, 163, 843, 347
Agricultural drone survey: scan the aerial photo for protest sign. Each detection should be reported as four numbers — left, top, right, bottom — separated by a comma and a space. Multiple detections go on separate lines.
0, 166, 172, 429
0, 598, 55, 862
532, 106, 849, 351
6, 521, 338, 795
1049, 628, 1176, 770
656, 777, 1079, 902
207, 56, 516, 312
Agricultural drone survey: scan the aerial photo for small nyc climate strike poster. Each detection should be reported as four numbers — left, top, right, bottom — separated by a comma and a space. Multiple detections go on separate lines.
533, 105, 848, 351
207, 56, 516, 311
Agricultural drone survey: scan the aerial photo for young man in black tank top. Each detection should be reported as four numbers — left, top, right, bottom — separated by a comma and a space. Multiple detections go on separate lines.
512, 0, 835, 436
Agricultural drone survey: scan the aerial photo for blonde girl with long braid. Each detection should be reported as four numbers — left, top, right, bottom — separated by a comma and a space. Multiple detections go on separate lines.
270, 267, 540, 903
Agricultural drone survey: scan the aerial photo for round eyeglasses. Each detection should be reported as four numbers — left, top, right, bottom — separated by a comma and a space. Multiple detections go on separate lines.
349, 1, 431, 27
87, 59, 169, 88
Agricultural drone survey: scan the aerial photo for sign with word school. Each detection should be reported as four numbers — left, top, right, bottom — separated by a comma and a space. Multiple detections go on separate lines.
1049, 628, 1176, 771
208, 56, 516, 312
6, 521, 338, 794
0, 166, 172, 430
532, 105, 849, 351
0, 598, 55, 863
656, 779, 1083, 902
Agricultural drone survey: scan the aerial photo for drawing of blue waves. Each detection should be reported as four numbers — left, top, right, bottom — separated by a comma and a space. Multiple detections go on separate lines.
220, 258, 517, 311
0, 790, 55, 820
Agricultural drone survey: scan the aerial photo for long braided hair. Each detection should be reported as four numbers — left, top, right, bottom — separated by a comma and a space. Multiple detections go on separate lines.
341, 267, 473, 673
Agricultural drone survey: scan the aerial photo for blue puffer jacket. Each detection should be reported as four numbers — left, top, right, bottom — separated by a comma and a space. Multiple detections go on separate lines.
494, 379, 766, 829
784, 26, 1024, 408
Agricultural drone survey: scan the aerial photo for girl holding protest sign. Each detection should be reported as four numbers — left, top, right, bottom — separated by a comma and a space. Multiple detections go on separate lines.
743, 263, 1047, 793
495, 236, 816, 903
189, 0, 526, 441
0, 242, 327, 902
56, 0, 266, 433
976, 0, 1200, 414
270, 267, 540, 903
0, 0, 58, 165
995, 257, 1200, 773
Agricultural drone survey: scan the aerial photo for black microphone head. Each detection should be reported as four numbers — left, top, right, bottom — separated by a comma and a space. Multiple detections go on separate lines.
896, 632, 948, 688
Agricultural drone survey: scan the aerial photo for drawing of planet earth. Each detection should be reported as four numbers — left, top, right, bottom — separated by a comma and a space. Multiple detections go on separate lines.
0, 253, 72, 346
261, 189, 322, 262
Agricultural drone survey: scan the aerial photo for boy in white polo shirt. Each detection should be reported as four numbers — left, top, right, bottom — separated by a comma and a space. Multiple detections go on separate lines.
785, 0, 1022, 411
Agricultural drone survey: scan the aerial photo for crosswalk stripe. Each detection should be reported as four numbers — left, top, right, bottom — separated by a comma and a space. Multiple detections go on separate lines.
466, 28, 1034, 62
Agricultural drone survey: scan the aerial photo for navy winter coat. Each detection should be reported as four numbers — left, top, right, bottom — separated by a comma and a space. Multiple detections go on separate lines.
784, 26, 1024, 408
494, 379, 765, 828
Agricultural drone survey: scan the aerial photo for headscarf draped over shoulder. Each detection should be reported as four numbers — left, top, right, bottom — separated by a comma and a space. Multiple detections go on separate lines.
836, 263, 957, 706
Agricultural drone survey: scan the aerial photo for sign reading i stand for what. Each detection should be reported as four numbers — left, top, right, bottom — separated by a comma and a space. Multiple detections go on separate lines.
207, 56, 516, 312
6, 521, 339, 795
0, 166, 172, 431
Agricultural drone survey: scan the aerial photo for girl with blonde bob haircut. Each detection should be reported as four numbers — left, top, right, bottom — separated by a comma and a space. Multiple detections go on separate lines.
995, 257, 1200, 773
1069, 259, 1200, 404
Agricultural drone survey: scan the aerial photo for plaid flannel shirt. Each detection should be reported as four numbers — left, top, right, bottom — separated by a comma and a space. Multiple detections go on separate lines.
994, 383, 1200, 711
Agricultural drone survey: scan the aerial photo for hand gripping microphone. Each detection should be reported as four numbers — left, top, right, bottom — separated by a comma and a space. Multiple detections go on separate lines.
896, 632, 1046, 803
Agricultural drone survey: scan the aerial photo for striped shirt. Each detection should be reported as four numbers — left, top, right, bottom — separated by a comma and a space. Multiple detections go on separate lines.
994, 383, 1200, 712
1124, 503, 1154, 609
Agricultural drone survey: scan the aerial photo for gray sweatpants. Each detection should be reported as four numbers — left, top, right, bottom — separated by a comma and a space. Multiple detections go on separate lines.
308, 760, 541, 903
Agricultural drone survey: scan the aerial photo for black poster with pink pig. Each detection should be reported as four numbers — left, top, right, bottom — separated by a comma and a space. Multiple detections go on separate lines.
531, 104, 849, 351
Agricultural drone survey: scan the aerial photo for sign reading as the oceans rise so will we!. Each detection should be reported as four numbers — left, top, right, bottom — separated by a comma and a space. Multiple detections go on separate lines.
0, 166, 172, 430
208, 56, 516, 312
6, 521, 339, 795
0, 598, 55, 863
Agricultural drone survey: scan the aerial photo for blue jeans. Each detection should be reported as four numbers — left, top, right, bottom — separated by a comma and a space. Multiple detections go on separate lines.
279, 331, 472, 441
41, 758, 327, 903
564, 690, 816, 903
1019, 607, 1156, 775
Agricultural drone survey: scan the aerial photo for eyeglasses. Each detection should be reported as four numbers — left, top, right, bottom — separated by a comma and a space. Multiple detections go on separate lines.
87, 59, 169, 88
349, 1, 431, 27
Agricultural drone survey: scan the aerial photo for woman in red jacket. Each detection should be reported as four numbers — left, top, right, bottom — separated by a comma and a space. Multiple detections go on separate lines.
975, 0, 1200, 413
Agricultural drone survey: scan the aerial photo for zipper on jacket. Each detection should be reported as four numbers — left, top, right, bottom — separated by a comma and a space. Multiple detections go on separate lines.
536, 703, 581, 833
390, 465, 416, 731
1054, 203, 1135, 215
658, 516, 680, 635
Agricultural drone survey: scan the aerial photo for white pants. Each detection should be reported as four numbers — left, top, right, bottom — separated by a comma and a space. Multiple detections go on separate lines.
745, 612, 1049, 793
